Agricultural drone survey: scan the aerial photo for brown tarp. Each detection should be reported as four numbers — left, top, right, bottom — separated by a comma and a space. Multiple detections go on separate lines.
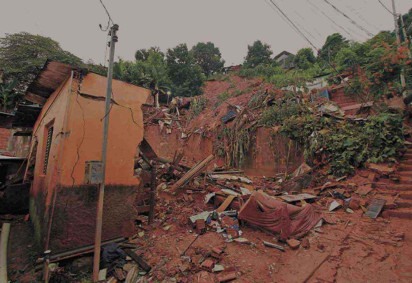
238, 191, 321, 240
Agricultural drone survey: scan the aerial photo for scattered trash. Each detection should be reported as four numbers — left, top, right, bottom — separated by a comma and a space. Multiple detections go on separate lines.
329, 200, 342, 212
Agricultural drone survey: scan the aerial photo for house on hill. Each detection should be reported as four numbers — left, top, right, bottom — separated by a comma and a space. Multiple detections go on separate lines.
24, 61, 151, 253
274, 51, 295, 69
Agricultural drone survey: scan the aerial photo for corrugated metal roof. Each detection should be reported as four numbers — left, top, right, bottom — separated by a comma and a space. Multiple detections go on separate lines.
24, 60, 74, 105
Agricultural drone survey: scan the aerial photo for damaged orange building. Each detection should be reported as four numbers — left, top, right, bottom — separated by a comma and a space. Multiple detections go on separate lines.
25, 61, 150, 253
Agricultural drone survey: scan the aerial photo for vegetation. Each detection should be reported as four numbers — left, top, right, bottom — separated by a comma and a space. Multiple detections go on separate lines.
243, 40, 275, 68
166, 43, 205, 97
191, 42, 225, 77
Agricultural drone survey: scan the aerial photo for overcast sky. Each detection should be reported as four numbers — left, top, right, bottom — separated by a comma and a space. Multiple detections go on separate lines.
0, 0, 410, 66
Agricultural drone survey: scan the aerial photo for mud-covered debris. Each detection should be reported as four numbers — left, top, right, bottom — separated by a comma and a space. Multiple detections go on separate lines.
263, 241, 285, 252
279, 193, 317, 203
286, 239, 301, 250
365, 198, 386, 219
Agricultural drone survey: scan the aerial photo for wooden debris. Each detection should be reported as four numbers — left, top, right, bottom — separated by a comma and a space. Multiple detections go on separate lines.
114, 268, 125, 281
209, 174, 252, 184
279, 193, 317, 203
0, 223, 10, 283
171, 155, 214, 190
263, 241, 285, 252
125, 266, 139, 283
216, 195, 236, 213
123, 249, 151, 272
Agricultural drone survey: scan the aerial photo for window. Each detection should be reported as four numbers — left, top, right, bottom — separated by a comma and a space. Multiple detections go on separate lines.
43, 126, 54, 174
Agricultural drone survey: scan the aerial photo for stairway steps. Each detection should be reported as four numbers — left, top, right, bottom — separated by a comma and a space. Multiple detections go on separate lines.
382, 208, 412, 219
395, 201, 412, 208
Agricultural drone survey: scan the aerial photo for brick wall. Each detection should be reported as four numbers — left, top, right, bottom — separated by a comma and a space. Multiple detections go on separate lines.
0, 127, 12, 154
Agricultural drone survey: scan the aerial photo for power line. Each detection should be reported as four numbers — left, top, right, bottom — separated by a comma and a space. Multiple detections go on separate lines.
322, 0, 374, 37
98, 0, 114, 24
306, 0, 353, 38
377, 0, 394, 15
267, 0, 319, 50
345, 4, 381, 32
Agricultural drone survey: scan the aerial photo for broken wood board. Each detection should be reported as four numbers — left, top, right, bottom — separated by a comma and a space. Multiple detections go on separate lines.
171, 155, 214, 190
279, 193, 317, 203
209, 174, 252, 184
216, 195, 236, 213
364, 198, 386, 219
123, 249, 151, 272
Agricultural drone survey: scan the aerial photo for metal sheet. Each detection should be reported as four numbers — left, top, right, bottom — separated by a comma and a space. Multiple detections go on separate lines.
364, 198, 386, 219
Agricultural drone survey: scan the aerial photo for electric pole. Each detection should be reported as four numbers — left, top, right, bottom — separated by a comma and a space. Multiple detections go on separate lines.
92, 23, 119, 282
391, 0, 407, 96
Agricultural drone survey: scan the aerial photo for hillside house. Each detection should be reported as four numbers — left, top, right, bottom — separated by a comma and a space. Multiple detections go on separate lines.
274, 51, 295, 69
24, 61, 150, 253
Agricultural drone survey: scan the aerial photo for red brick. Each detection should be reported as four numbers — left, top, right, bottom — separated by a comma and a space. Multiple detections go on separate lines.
217, 271, 237, 282
286, 239, 301, 249
201, 259, 215, 271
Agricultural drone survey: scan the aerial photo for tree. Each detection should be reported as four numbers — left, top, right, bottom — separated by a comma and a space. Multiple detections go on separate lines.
294, 48, 316, 70
191, 42, 225, 77
318, 33, 349, 64
0, 32, 83, 95
166, 44, 205, 97
135, 47, 164, 61
243, 40, 274, 68
400, 8, 412, 39
0, 79, 18, 111
114, 50, 171, 107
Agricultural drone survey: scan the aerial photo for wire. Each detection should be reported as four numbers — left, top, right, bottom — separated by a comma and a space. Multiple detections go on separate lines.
345, 4, 381, 32
377, 0, 394, 15
306, 0, 353, 38
322, 0, 374, 37
98, 0, 114, 24
266, 0, 319, 50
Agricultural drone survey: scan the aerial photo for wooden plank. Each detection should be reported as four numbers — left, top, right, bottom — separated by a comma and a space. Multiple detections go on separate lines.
279, 193, 317, 203
123, 249, 151, 272
170, 155, 214, 190
216, 195, 236, 213
0, 223, 11, 283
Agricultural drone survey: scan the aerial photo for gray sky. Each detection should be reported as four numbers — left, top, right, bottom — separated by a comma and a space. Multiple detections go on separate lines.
0, 0, 410, 66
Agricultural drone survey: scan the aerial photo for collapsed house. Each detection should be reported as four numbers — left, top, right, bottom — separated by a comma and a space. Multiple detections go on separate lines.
22, 61, 150, 253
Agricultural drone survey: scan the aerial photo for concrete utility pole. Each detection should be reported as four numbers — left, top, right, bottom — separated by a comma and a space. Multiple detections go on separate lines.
391, 0, 407, 96
92, 23, 119, 282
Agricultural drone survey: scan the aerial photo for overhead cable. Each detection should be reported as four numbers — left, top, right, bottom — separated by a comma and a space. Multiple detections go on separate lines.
306, 0, 353, 38
377, 0, 395, 15
322, 0, 374, 37
267, 0, 319, 50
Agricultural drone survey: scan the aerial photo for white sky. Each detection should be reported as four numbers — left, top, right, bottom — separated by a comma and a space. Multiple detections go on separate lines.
0, 0, 410, 66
